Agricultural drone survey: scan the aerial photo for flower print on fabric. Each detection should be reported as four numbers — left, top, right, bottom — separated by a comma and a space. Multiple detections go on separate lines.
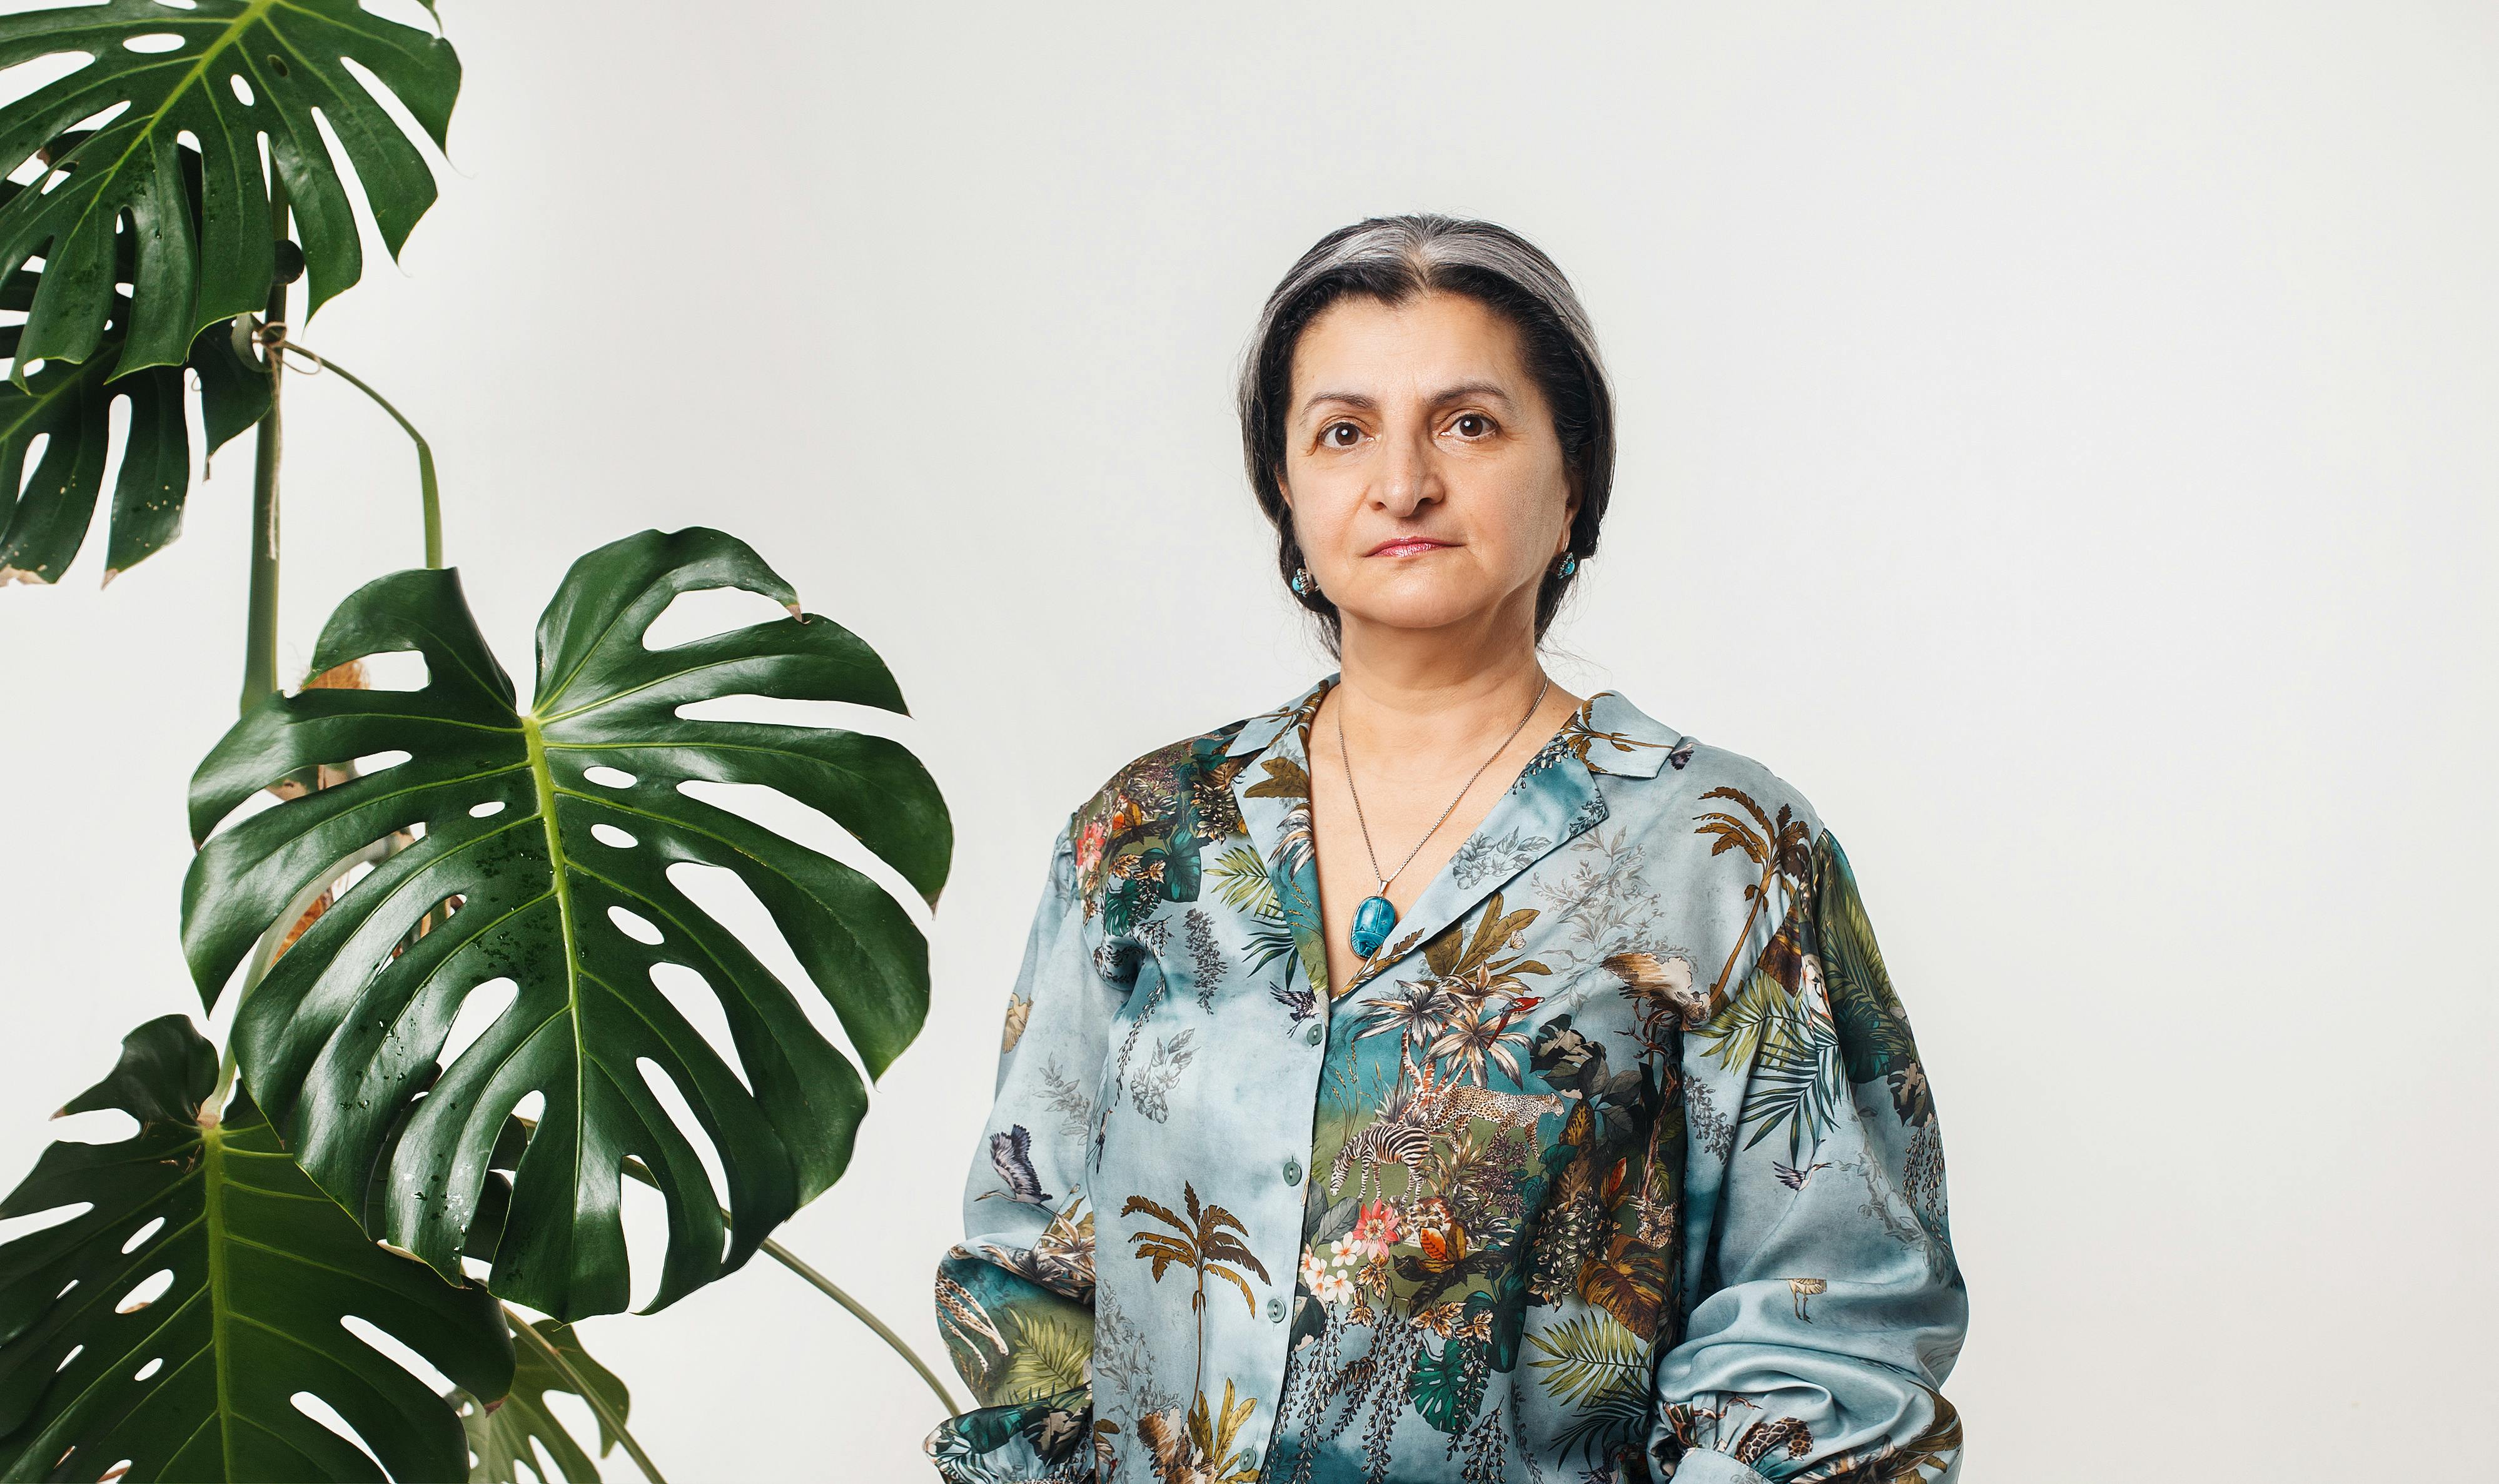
928, 675, 1967, 1483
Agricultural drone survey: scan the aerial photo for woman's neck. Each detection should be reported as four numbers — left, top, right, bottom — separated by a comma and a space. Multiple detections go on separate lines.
1321, 618, 1580, 772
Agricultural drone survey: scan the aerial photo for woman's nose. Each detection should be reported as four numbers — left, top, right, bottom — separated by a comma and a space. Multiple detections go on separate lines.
1372, 425, 1443, 515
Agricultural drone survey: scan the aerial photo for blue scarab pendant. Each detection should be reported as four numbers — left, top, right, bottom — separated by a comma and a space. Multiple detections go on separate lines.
1350, 894, 1398, 957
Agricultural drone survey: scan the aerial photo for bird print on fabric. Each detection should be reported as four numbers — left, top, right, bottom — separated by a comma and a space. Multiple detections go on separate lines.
978, 1124, 1055, 1206
1774, 1159, 1832, 1190
1270, 984, 1318, 1029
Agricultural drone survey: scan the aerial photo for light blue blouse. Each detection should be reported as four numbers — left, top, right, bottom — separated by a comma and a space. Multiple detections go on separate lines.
927, 674, 1967, 1482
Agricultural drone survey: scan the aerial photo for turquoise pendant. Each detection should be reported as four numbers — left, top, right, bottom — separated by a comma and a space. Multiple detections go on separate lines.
1350, 894, 1398, 957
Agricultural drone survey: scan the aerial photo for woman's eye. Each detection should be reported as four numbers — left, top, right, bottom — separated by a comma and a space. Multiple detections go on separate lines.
1323, 423, 1361, 448
1450, 413, 1492, 438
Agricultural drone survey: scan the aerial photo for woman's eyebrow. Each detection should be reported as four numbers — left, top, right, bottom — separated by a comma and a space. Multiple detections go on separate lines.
1297, 381, 1518, 418
1299, 390, 1378, 418
1425, 380, 1516, 409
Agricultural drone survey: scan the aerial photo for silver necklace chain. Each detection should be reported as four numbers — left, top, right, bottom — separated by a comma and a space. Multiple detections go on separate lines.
1336, 674, 1552, 896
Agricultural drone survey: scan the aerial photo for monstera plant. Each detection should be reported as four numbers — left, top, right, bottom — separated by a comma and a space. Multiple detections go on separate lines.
0, 5, 961, 1480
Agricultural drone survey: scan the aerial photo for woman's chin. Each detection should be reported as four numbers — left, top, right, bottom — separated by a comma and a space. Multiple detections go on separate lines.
1337, 598, 1505, 636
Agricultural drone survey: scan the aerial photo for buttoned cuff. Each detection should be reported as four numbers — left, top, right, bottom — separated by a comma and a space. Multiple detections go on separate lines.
1667, 1451, 1775, 1484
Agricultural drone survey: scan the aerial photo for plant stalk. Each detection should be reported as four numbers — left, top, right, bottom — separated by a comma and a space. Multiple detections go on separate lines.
239, 173, 291, 715
617, 1157, 962, 1416
759, 1233, 964, 1418
311, 354, 441, 568
506, 1308, 671, 1484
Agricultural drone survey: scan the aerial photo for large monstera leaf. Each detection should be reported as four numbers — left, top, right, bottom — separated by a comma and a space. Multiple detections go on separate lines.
181, 527, 952, 1319
0, 0, 460, 383
0, 1015, 513, 1482
0, 175, 270, 585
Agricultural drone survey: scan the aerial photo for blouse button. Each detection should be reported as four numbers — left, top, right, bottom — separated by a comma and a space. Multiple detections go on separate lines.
1241, 1445, 1261, 1471
1266, 1296, 1285, 1323
1283, 1158, 1302, 1186
1303, 1021, 1323, 1047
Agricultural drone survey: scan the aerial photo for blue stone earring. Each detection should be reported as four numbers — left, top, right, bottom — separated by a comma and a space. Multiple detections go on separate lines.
1290, 565, 1313, 596
1555, 552, 1578, 578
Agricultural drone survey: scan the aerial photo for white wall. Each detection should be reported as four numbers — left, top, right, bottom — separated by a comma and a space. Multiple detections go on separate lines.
1, 2, 2491, 1478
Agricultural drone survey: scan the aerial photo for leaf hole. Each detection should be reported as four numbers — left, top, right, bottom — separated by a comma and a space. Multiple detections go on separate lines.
91, 387, 136, 558
49, 1106, 137, 1144
0, 1201, 90, 1245
538, 1391, 603, 1476
290, 1392, 385, 1473
310, 650, 427, 692
636, 1057, 733, 1223
583, 766, 637, 789
116, 1269, 173, 1313
54, 1343, 81, 1373
15, 433, 47, 495
607, 906, 663, 946
389, 891, 463, 961
674, 693, 909, 737
351, 749, 411, 775
118, 1216, 165, 1256
634, 1049, 729, 1269
618, 1163, 670, 1313
335, 53, 450, 181
664, 860, 868, 1072
470, 799, 508, 819
64, 101, 131, 137
266, 54, 289, 78
642, 584, 797, 651
676, 777, 931, 930
0, 54, 89, 119
121, 33, 184, 53
305, 101, 395, 281
133, 1357, 162, 1381
340, 1313, 457, 1398
590, 823, 637, 849
439, 977, 517, 1071
648, 961, 752, 1096
229, 73, 255, 107
512, 1089, 546, 1125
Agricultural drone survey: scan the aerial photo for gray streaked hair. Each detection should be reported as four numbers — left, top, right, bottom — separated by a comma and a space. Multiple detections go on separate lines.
1235, 213, 1616, 652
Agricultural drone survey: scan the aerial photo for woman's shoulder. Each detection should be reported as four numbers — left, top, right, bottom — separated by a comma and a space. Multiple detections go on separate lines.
1052, 709, 1266, 875
1572, 689, 1832, 842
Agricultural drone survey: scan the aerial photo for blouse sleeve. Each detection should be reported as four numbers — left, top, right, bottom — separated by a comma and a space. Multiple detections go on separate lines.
924, 817, 1117, 1483
1648, 829, 1968, 1483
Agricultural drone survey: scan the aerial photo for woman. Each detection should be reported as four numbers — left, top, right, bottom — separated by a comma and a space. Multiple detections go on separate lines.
926, 215, 1967, 1483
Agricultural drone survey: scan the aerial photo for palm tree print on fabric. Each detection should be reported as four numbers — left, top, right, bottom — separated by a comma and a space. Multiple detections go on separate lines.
1693, 785, 1814, 1019
1123, 1183, 1273, 1413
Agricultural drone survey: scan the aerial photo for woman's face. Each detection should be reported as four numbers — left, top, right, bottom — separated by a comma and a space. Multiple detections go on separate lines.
1280, 290, 1578, 643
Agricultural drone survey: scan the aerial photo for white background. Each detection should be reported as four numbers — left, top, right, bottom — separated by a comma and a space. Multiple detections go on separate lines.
1, 3, 2493, 1479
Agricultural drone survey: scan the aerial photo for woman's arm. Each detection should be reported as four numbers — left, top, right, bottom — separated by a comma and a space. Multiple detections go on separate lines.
1649, 829, 1967, 1482
924, 818, 1118, 1482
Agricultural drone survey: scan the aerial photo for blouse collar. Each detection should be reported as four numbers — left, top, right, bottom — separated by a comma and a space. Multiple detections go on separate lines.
1219, 669, 1689, 1003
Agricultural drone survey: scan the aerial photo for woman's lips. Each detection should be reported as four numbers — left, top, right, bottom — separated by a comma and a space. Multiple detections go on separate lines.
1366, 538, 1451, 558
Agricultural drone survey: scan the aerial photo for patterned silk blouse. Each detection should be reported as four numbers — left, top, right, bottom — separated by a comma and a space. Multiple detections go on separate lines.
926, 673, 1967, 1483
